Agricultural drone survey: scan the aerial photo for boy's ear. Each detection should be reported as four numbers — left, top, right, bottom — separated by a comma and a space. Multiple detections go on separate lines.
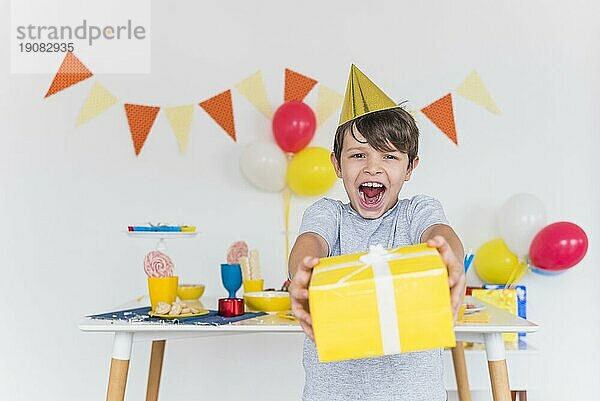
404, 156, 420, 181
330, 152, 342, 178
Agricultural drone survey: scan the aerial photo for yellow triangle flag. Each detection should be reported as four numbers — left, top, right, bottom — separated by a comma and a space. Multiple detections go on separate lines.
235, 71, 273, 118
315, 84, 343, 127
165, 105, 195, 153
76, 81, 118, 126
456, 70, 500, 114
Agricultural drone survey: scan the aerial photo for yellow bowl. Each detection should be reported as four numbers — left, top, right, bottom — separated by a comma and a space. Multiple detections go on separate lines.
177, 284, 205, 300
244, 291, 291, 312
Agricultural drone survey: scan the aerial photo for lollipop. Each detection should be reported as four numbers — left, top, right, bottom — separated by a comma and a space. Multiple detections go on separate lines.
227, 241, 248, 264
144, 250, 174, 277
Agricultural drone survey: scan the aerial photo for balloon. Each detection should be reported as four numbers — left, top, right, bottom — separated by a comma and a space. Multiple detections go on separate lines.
272, 101, 316, 153
529, 222, 588, 271
531, 265, 564, 276
474, 239, 527, 284
239, 141, 287, 192
498, 193, 547, 257
286, 147, 337, 196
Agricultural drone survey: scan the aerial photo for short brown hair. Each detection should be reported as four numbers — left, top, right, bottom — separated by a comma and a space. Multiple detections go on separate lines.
333, 107, 419, 166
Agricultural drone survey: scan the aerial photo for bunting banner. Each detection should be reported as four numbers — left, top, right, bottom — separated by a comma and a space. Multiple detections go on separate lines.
315, 84, 343, 127
165, 105, 195, 154
456, 70, 500, 114
124, 104, 160, 156
45, 52, 93, 98
76, 81, 118, 127
235, 71, 273, 119
44, 53, 497, 154
421, 94, 458, 145
284, 68, 317, 102
199, 90, 236, 142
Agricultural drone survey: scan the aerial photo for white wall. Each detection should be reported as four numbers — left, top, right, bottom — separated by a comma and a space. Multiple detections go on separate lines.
1, 1, 599, 400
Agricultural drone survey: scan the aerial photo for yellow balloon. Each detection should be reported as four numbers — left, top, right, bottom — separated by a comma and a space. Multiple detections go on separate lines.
474, 239, 527, 284
286, 147, 337, 196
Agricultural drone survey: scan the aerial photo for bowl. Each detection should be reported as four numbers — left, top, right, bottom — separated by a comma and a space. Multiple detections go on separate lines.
177, 284, 205, 300
244, 291, 291, 312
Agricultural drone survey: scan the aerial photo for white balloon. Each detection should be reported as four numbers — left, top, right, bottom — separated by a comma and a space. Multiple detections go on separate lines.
239, 141, 287, 192
498, 193, 547, 257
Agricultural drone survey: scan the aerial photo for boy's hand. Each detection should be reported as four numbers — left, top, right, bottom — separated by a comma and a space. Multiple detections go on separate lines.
426, 235, 466, 320
289, 256, 319, 340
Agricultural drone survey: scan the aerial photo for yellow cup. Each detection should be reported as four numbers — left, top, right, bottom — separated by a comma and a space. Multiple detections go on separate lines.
243, 279, 264, 293
148, 276, 178, 311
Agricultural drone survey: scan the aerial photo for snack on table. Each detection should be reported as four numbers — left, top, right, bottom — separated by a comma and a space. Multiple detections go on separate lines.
169, 303, 183, 315
144, 250, 174, 277
227, 241, 249, 264
239, 256, 251, 280
154, 302, 171, 315
153, 301, 201, 316
248, 249, 261, 280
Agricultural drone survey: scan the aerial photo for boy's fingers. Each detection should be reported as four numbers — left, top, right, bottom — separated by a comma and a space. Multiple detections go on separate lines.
292, 308, 312, 326
299, 321, 314, 341
288, 256, 319, 340
291, 256, 318, 287
447, 262, 463, 287
450, 273, 466, 319
292, 304, 314, 339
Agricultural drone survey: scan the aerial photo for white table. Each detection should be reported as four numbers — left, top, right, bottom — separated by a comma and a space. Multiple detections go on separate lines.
80, 296, 538, 401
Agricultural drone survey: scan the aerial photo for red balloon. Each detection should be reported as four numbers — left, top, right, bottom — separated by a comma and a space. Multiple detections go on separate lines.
529, 222, 588, 271
272, 101, 316, 153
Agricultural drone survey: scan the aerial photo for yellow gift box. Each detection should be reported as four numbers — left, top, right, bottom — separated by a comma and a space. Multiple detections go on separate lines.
472, 289, 518, 343
309, 243, 455, 362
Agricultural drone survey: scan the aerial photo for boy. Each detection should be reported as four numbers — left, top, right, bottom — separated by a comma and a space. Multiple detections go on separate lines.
288, 65, 466, 401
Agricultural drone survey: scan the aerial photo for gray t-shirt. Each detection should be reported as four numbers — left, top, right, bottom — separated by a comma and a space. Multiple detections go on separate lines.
298, 194, 450, 401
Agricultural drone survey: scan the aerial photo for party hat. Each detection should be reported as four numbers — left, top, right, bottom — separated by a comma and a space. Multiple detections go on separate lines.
338, 64, 397, 126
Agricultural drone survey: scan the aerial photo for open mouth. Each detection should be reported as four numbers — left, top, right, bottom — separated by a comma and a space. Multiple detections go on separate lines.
358, 182, 386, 209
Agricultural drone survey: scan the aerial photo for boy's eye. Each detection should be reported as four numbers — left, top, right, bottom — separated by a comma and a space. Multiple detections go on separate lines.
350, 153, 366, 158
383, 154, 398, 160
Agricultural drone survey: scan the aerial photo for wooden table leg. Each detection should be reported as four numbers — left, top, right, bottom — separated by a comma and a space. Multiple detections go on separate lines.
484, 333, 511, 401
146, 340, 166, 401
106, 332, 134, 401
451, 342, 472, 401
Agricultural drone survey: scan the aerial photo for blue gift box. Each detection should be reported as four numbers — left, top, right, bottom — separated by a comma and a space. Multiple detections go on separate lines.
482, 284, 527, 337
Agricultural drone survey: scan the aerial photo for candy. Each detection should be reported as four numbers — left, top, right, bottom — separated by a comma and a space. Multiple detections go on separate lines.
144, 250, 174, 277
227, 241, 248, 264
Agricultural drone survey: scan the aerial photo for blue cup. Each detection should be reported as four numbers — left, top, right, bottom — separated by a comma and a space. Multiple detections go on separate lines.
220, 263, 242, 298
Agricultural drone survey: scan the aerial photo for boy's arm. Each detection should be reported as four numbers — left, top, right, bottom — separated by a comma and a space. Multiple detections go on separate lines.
288, 232, 329, 340
421, 224, 466, 319
289, 232, 328, 278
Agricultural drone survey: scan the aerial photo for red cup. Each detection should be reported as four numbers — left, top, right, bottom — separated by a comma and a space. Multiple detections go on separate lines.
218, 298, 244, 317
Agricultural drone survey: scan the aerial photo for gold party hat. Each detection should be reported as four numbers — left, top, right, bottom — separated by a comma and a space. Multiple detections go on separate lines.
338, 64, 397, 126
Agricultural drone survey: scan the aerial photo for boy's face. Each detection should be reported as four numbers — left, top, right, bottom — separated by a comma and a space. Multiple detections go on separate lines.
331, 126, 419, 219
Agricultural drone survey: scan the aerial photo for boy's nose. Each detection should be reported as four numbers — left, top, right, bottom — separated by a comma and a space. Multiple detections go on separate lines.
363, 160, 383, 175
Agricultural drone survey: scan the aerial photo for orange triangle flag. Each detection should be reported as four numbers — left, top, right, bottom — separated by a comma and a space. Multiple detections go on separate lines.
421, 94, 458, 145
284, 68, 317, 102
199, 90, 236, 141
44, 52, 93, 98
124, 104, 160, 156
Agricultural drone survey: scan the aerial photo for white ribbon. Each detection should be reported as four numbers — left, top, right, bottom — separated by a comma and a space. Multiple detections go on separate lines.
313, 244, 439, 355
360, 245, 401, 354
